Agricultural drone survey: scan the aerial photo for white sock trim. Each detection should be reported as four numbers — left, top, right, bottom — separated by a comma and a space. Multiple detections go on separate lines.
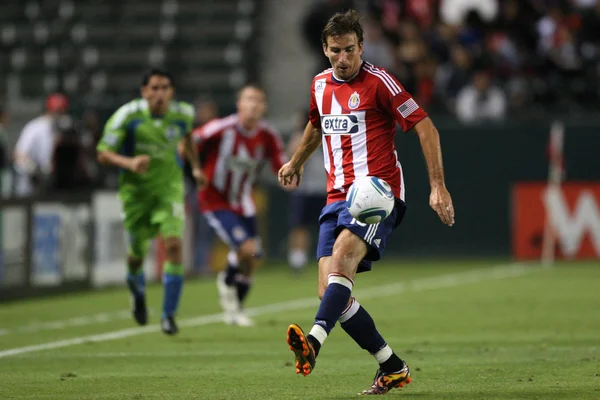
308, 324, 328, 345
327, 274, 354, 290
373, 345, 393, 364
288, 250, 307, 269
227, 250, 238, 266
338, 298, 360, 324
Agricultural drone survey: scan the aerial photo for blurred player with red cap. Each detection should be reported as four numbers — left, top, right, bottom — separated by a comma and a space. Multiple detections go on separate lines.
13, 93, 70, 196
45, 93, 69, 114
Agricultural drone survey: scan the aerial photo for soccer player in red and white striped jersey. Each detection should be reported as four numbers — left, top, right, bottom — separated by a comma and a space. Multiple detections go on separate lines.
193, 84, 286, 326
279, 10, 455, 395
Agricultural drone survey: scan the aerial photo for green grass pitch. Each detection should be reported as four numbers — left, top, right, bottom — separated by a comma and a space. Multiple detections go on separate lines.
0, 260, 598, 399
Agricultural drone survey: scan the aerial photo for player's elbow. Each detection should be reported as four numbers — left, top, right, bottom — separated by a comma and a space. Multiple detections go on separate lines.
97, 151, 109, 165
414, 117, 439, 141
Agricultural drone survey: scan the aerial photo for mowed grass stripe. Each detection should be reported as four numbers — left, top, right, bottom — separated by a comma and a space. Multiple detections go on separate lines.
0, 263, 537, 359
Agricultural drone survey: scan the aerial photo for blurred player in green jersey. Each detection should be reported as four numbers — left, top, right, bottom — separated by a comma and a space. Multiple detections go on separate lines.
97, 68, 205, 335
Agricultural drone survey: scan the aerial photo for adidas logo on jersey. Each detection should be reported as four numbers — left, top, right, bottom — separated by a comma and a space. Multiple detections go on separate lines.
321, 115, 360, 135
373, 238, 381, 248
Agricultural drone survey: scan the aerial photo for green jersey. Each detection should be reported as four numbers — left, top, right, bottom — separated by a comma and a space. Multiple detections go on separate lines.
97, 98, 194, 195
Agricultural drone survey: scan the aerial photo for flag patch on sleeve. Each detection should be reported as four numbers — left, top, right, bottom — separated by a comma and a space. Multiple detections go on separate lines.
397, 98, 419, 118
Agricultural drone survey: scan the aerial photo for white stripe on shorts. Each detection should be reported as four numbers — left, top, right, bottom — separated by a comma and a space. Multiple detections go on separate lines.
204, 212, 233, 247
364, 222, 379, 244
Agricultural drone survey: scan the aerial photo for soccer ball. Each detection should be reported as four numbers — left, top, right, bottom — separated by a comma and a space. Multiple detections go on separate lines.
346, 176, 395, 224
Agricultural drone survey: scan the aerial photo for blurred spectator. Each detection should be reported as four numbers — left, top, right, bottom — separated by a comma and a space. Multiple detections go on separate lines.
572, 0, 597, 9
51, 115, 92, 192
404, 0, 437, 29
302, 0, 356, 73
397, 20, 428, 64
396, 21, 428, 91
353, 0, 600, 116
0, 103, 8, 172
580, 1, 600, 61
13, 93, 69, 197
440, 0, 499, 25
412, 57, 438, 107
455, 70, 506, 123
362, 17, 397, 71
498, 0, 538, 55
80, 110, 103, 187
435, 44, 474, 111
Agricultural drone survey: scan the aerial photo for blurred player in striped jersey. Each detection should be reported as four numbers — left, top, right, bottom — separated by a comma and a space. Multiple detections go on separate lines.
192, 84, 287, 326
279, 10, 455, 395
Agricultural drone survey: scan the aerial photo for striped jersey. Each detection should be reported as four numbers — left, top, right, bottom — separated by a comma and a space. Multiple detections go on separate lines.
193, 114, 286, 216
309, 61, 428, 204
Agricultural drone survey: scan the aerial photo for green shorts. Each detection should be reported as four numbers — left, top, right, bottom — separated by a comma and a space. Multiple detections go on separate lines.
120, 190, 184, 259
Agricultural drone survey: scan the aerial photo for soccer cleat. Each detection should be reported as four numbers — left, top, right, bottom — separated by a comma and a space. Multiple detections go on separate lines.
286, 324, 316, 377
216, 271, 240, 324
360, 362, 411, 395
161, 316, 179, 335
129, 293, 148, 326
234, 310, 254, 327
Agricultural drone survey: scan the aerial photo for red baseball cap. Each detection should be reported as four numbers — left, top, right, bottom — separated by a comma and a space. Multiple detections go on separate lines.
46, 93, 69, 113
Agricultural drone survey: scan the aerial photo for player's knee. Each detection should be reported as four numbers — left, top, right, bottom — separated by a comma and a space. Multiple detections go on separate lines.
331, 229, 367, 271
128, 255, 143, 272
164, 237, 182, 262
238, 239, 257, 263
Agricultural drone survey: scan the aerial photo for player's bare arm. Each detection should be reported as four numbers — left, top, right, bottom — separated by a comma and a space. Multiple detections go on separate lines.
278, 121, 322, 186
413, 117, 455, 226
181, 133, 207, 189
97, 150, 150, 174
286, 132, 303, 158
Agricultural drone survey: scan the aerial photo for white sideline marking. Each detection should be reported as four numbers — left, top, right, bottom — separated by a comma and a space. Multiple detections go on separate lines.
0, 263, 536, 359
0, 310, 153, 336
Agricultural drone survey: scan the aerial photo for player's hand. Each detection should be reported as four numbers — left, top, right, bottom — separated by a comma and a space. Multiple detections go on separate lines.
278, 162, 303, 188
129, 155, 151, 174
193, 167, 208, 190
430, 185, 455, 226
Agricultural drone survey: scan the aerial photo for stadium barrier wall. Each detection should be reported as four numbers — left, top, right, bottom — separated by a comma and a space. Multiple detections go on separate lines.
0, 194, 93, 301
267, 119, 600, 259
2, 120, 599, 300
0, 191, 165, 301
512, 182, 600, 260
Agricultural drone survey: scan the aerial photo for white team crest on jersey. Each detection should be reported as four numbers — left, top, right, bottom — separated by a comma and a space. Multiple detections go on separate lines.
348, 91, 360, 109
165, 125, 179, 141
315, 79, 326, 93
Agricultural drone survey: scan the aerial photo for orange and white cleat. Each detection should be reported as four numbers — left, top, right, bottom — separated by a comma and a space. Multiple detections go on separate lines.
360, 362, 411, 395
286, 324, 316, 377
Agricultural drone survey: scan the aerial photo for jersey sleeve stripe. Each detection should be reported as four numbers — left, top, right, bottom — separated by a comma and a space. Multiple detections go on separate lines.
110, 101, 136, 130
315, 68, 333, 78
363, 65, 398, 95
180, 102, 194, 118
378, 69, 402, 93
364, 62, 401, 90
198, 114, 237, 140
363, 64, 401, 95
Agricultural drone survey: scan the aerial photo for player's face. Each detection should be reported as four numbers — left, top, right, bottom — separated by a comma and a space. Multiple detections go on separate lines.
141, 75, 174, 115
323, 33, 364, 80
237, 87, 266, 126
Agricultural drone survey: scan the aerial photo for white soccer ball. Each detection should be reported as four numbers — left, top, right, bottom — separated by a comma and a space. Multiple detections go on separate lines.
346, 176, 395, 224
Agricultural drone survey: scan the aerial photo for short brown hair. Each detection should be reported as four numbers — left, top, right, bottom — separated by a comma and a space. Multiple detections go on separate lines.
237, 83, 266, 99
321, 9, 364, 47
